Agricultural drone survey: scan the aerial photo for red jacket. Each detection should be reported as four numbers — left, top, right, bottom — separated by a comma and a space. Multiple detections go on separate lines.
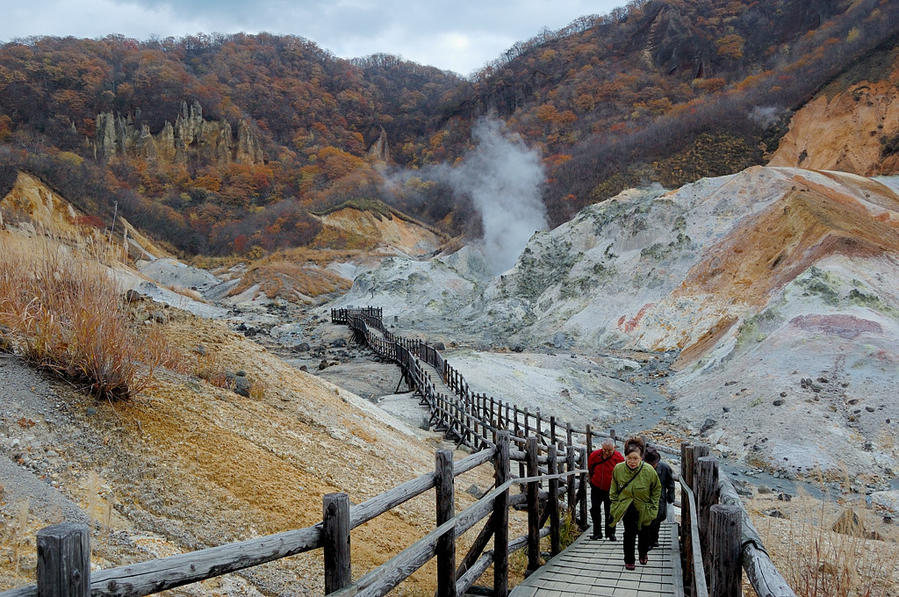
588, 449, 624, 490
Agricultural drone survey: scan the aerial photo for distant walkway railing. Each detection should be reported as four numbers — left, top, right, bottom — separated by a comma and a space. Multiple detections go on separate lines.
0, 308, 794, 597
333, 307, 797, 597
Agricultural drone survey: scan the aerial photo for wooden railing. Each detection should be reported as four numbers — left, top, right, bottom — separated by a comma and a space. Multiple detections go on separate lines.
0, 307, 795, 597
333, 307, 797, 597
0, 433, 586, 597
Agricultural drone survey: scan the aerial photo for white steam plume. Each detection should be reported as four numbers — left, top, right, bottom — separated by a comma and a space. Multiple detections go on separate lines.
382, 117, 548, 274
450, 118, 548, 274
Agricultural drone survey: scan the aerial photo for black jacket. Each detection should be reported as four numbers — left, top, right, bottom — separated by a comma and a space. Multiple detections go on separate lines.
655, 461, 676, 521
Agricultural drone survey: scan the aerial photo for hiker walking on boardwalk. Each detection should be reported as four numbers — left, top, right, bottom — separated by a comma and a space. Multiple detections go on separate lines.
588, 438, 623, 540
609, 436, 661, 570
644, 446, 676, 550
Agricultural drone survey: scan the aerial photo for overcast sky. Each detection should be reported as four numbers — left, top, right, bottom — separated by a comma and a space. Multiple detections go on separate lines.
0, 0, 625, 76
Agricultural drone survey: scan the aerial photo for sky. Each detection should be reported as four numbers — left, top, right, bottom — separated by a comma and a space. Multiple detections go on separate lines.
0, 0, 625, 76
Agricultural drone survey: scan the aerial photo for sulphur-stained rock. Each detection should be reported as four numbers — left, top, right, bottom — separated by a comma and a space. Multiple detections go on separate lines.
157, 121, 176, 162
367, 126, 390, 163
93, 99, 255, 167
832, 508, 866, 537
236, 119, 264, 164
769, 50, 899, 176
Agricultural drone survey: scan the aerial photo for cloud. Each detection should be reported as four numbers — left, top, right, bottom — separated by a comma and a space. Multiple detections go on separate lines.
2, 0, 624, 75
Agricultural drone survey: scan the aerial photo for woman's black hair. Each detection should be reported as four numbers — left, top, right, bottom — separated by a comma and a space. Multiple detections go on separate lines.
623, 436, 645, 457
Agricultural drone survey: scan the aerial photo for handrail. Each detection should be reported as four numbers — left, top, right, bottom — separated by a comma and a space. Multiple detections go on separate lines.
718, 475, 797, 597
329, 468, 584, 597
339, 307, 795, 594
0, 448, 500, 597
675, 473, 709, 597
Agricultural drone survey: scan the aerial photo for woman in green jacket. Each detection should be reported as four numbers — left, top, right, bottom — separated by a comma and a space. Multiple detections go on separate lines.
609, 436, 661, 570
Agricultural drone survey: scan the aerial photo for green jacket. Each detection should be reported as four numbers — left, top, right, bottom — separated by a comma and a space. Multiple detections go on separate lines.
609, 461, 661, 529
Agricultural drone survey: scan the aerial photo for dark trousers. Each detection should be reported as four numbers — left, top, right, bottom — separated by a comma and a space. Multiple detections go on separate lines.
647, 517, 662, 549
622, 504, 652, 565
590, 485, 614, 538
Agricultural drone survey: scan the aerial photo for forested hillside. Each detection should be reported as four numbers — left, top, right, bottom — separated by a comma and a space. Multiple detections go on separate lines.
0, 0, 897, 255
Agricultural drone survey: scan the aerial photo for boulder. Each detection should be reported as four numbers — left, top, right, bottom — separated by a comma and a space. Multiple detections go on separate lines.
831, 508, 866, 537
870, 490, 899, 515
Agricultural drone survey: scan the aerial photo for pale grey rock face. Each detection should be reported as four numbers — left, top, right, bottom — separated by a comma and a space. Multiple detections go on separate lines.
321, 166, 899, 484
93, 99, 264, 166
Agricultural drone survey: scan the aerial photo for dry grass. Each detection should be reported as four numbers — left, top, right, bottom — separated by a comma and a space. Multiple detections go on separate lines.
750, 488, 899, 597
0, 234, 177, 399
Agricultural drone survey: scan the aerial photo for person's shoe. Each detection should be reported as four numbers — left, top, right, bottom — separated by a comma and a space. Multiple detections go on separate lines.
607, 535, 616, 541
650, 541, 659, 549
625, 563, 636, 571
639, 555, 649, 565
591, 533, 602, 540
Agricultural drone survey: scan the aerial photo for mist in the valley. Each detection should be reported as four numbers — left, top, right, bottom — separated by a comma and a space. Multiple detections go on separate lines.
386, 117, 548, 274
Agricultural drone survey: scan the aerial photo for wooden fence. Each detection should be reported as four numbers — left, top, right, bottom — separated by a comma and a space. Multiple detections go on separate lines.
0, 307, 795, 597
332, 307, 797, 597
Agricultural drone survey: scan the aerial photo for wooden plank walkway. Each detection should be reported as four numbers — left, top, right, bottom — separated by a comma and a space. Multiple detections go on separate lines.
510, 522, 682, 596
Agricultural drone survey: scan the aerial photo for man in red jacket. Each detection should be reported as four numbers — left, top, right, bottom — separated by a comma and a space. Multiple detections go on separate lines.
588, 438, 624, 540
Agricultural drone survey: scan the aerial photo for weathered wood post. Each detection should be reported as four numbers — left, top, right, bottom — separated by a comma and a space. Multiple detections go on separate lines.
494, 432, 511, 597
565, 444, 577, 523
585, 424, 593, 456
524, 408, 530, 437
550, 416, 557, 446
696, 456, 719, 569
681, 443, 695, 595
691, 444, 710, 491
526, 437, 540, 574
323, 493, 351, 594
36, 523, 90, 597
548, 445, 561, 556
566, 429, 576, 517
436, 449, 456, 597
709, 504, 742, 597
578, 447, 589, 530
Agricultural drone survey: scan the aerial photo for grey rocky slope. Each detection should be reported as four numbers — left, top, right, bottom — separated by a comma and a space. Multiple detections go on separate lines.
324, 166, 899, 489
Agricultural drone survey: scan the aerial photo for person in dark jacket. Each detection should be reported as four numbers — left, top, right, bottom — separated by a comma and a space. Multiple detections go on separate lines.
587, 438, 623, 540
644, 446, 676, 550
610, 436, 661, 570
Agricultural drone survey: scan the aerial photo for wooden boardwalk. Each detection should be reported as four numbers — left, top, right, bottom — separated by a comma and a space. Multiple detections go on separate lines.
510, 522, 682, 596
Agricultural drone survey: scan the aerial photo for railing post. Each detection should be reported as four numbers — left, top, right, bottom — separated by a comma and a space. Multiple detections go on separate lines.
692, 444, 710, 492
37, 523, 90, 597
681, 443, 695, 596
566, 442, 576, 518
577, 447, 588, 530
697, 456, 719, 571
585, 424, 593, 456
494, 432, 510, 596
436, 449, 456, 597
526, 437, 540, 574
709, 504, 742, 597
548, 444, 561, 556
323, 493, 351, 594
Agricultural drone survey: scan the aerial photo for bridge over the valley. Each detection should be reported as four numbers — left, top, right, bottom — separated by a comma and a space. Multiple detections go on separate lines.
0, 308, 796, 597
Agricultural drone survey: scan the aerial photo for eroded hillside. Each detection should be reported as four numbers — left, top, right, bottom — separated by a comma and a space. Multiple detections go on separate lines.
328, 166, 899, 486
0, 186, 493, 595
770, 43, 899, 175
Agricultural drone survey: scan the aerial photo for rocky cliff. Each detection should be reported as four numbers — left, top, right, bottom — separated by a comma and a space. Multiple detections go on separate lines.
94, 100, 265, 166
327, 166, 899, 483
769, 46, 899, 175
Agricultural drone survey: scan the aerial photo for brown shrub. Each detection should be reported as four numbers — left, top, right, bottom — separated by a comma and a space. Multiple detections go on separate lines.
0, 235, 170, 399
